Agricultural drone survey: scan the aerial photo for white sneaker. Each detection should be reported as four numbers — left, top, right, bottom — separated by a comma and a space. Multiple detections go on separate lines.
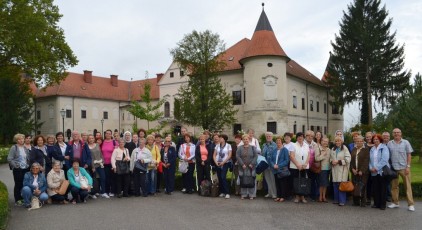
91, 195, 97, 199
101, 193, 110, 199
408, 205, 415, 212
95, 193, 100, 196
264, 194, 270, 198
181, 188, 186, 192
388, 203, 400, 209
109, 193, 114, 197
219, 193, 225, 198
225, 194, 230, 199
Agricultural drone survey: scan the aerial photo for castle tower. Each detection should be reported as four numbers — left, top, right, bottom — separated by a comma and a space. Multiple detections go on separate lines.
239, 4, 290, 135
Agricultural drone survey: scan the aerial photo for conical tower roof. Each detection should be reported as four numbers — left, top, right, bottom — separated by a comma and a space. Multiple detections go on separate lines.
240, 4, 288, 62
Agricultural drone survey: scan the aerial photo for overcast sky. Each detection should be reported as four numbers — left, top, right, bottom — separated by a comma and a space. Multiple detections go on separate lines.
55, 0, 422, 129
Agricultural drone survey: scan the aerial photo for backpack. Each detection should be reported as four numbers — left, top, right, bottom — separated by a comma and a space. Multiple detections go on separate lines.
200, 180, 211, 196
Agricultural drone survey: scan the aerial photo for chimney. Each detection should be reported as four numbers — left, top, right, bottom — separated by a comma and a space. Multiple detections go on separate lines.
83, 70, 93, 83
156, 73, 164, 83
110, 74, 118, 87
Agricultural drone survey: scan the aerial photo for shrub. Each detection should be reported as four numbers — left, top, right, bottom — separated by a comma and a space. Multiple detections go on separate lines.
0, 147, 10, 164
0, 181, 9, 230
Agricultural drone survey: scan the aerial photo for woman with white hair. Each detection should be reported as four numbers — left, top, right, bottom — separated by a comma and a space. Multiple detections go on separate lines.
22, 162, 49, 208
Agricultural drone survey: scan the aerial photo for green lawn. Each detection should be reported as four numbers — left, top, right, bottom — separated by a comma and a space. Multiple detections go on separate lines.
411, 156, 422, 183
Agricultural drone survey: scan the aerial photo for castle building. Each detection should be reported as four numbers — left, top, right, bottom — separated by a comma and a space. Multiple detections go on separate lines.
34, 6, 343, 137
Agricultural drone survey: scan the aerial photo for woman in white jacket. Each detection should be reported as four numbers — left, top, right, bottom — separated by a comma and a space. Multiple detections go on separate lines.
130, 138, 152, 197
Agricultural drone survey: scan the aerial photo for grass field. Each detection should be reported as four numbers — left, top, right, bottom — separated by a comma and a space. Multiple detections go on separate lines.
411, 156, 422, 183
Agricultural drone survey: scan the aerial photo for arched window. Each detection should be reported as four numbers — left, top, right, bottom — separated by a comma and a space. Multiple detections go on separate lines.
164, 102, 170, 117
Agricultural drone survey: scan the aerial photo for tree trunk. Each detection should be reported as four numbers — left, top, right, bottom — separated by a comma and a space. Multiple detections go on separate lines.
366, 60, 373, 126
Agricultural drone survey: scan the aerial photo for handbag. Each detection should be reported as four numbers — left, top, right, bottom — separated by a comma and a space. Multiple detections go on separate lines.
135, 161, 148, 173
382, 165, 397, 180
240, 168, 255, 188
275, 150, 290, 178
339, 181, 354, 192
116, 149, 130, 175
339, 165, 354, 192
293, 171, 311, 195
79, 175, 89, 188
178, 160, 188, 173
58, 180, 69, 195
28, 197, 42, 210
353, 176, 365, 197
156, 146, 163, 173
310, 161, 321, 174
276, 167, 291, 179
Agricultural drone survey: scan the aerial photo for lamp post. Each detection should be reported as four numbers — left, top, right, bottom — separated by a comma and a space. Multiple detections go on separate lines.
60, 109, 66, 133
101, 118, 104, 136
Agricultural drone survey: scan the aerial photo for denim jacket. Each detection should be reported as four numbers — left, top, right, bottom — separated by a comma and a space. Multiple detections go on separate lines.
23, 172, 47, 193
268, 147, 290, 174
369, 144, 390, 176
262, 141, 277, 162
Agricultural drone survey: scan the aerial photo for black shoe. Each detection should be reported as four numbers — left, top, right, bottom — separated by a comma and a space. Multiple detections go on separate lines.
123, 194, 129, 197
371, 205, 379, 208
380, 207, 386, 210
135, 194, 140, 197
117, 194, 122, 198
386, 198, 392, 202
156, 190, 161, 193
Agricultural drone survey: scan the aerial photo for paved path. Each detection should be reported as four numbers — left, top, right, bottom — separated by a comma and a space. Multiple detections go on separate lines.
1, 164, 421, 230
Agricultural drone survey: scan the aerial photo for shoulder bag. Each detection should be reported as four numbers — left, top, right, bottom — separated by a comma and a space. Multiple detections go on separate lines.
293, 171, 311, 195
156, 145, 163, 173
339, 166, 354, 192
58, 180, 69, 195
178, 160, 188, 173
116, 149, 130, 175
275, 149, 290, 179
380, 148, 397, 180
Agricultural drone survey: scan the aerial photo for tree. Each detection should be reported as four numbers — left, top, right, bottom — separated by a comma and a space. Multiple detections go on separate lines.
170, 30, 237, 131
0, 0, 78, 86
326, 0, 411, 125
386, 73, 422, 161
0, 67, 40, 144
128, 81, 166, 133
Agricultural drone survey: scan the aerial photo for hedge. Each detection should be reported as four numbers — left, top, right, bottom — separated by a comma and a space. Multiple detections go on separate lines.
0, 181, 9, 230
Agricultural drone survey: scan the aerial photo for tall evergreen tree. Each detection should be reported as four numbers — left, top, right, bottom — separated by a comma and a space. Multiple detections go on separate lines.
387, 73, 422, 161
170, 30, 237, 131
326, 0, 411, 125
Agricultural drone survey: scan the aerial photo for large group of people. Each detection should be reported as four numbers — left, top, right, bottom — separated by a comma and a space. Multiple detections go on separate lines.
7, 127, 415, 212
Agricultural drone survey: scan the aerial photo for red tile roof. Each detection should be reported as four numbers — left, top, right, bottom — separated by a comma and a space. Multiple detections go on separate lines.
240, 30, 288, 61
216, 8, 325, 87
35, 72, 159, 101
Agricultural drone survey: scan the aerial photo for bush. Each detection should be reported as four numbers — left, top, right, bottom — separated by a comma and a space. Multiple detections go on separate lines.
0, 147, 9, 164
0, 181, 9, 230
400, 182, 422, 198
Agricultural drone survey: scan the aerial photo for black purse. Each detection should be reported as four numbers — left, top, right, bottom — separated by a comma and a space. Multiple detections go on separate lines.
240, 168, 255, 188
382, 165, 397, 180
293, 171, 311, 195
277, 167, 291, 179
116, 150, 130, 175
353, 176, 365, 197
135, 160, 147, 173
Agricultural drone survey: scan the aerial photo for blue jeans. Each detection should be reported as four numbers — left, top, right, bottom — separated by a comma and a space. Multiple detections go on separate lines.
95, 166, 106, 194
147, 169, 157, 194
333, 182, 347, 204
216, 163, 230, 194
21, 186, 48, 206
